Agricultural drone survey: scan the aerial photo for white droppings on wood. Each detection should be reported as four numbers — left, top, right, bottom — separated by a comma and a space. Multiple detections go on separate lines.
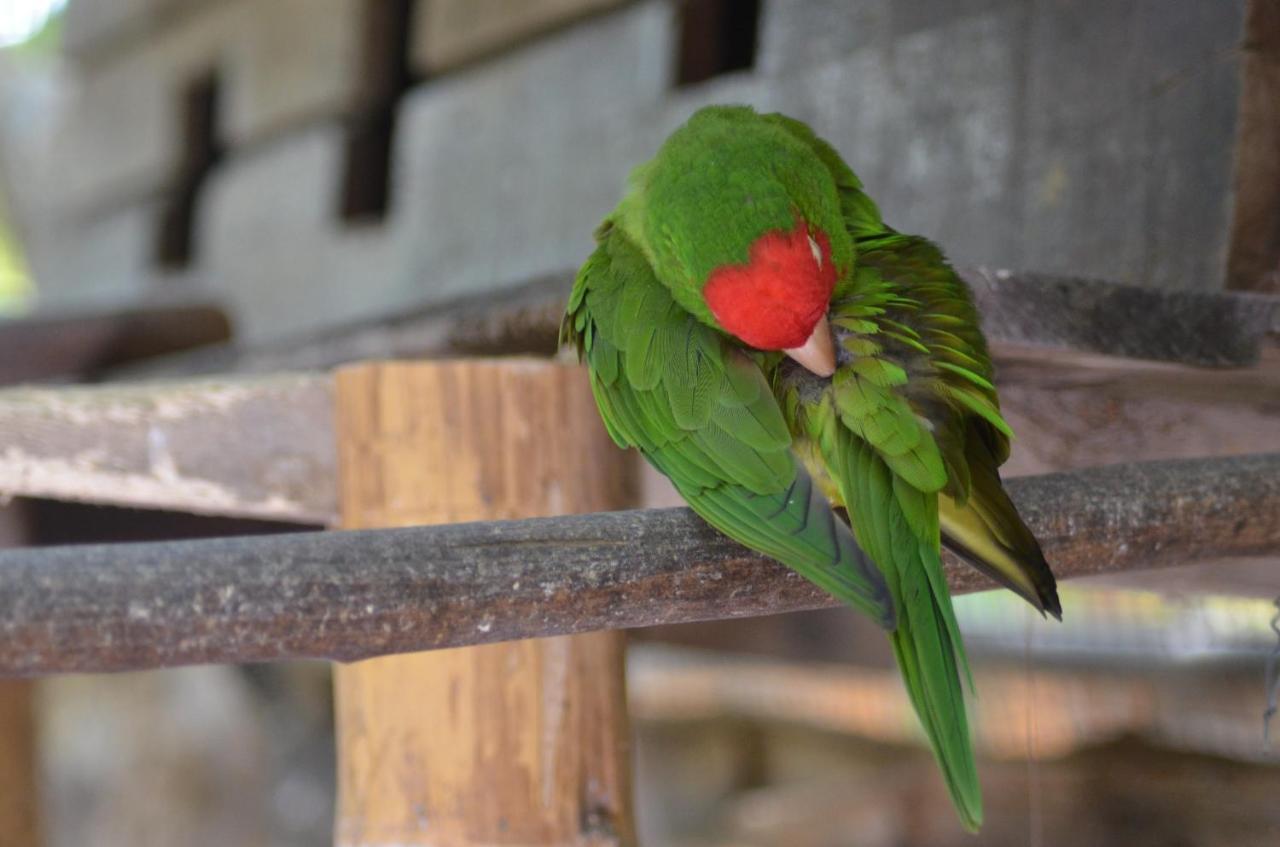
146, 426, 180, 483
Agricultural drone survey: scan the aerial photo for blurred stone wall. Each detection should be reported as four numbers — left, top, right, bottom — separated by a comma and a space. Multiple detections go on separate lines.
0, 0, 1249, 342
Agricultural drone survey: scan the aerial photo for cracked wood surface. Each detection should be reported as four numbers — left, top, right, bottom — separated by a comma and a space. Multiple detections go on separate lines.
0, 453, 1276, 677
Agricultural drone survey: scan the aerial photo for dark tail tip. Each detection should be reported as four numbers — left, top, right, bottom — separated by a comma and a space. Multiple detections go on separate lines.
1037, 570, 1063, 621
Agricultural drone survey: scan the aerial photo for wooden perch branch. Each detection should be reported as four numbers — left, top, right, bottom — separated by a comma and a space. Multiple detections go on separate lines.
0, 453, 1276, 677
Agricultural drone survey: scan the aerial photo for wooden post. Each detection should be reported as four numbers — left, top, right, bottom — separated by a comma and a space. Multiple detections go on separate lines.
0, 503, 40, 847
332, 360, 637, 847
0, 680, 39, 847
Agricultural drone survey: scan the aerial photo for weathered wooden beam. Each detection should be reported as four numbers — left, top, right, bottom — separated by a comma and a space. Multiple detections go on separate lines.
993, 342, 1280, 476
0, 453, 1275, 677
1227, 0, 1280, 293
963, 268, 1279, 366
7, 344, 1280, 524
0, 303, 231, 385
0, 374, 335, 523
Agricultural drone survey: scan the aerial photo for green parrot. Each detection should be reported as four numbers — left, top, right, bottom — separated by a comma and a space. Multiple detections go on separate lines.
562, 105, 1060, 831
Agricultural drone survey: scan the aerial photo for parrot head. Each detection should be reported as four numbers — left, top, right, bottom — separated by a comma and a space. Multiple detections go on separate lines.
620, 106, 855, 377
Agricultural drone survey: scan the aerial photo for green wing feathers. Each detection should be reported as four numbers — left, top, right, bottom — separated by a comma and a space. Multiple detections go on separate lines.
850, 234, 1060, 618
565, 223, 896, 628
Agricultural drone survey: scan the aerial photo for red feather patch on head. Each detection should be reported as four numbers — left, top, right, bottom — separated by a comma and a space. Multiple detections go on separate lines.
703, 220, 837, 350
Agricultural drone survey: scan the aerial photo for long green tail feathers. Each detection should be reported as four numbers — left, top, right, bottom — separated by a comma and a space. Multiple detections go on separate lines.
889, 547, 983, 831
837, 430, 983, 831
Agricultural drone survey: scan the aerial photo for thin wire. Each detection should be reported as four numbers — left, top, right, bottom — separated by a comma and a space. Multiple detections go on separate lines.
1263, 596, 1280, 747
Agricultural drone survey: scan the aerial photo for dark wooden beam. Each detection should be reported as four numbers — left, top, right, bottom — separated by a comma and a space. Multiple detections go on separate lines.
963, 268, 1278, 367
0, 453, 1275, 677
1227, 0, 1280, 292
109, 269, 1279, 380
0, 303, 230, 385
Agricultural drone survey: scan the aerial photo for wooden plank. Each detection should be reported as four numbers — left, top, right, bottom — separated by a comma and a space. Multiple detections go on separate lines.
0, 303, 230, 385
0, 504, 39, 847
332, 361, 636, 847
1227, 0, 1280, 292
994, 342, 1280, 476
0, 452, 1275, 677
0, 679, 40, 846
106, 273, 572, 379
964, 268, 1278, 366
0, 374, 335, 523
108, 271, 1279, 380
8, 339, 1280, 524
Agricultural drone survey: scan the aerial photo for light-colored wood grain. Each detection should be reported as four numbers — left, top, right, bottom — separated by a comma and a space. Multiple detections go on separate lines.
0, 681, 39, 847
332, 359, 636, 847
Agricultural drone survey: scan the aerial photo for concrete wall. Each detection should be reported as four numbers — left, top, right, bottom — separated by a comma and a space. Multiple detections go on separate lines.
0, 0, 1250, 343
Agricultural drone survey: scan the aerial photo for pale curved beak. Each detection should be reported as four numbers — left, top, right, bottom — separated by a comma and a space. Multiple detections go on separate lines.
784, 314, 836, 377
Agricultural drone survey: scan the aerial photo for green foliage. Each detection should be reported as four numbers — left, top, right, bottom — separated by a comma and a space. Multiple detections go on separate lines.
3, 2, 63, 58
0, 198, 31, 311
